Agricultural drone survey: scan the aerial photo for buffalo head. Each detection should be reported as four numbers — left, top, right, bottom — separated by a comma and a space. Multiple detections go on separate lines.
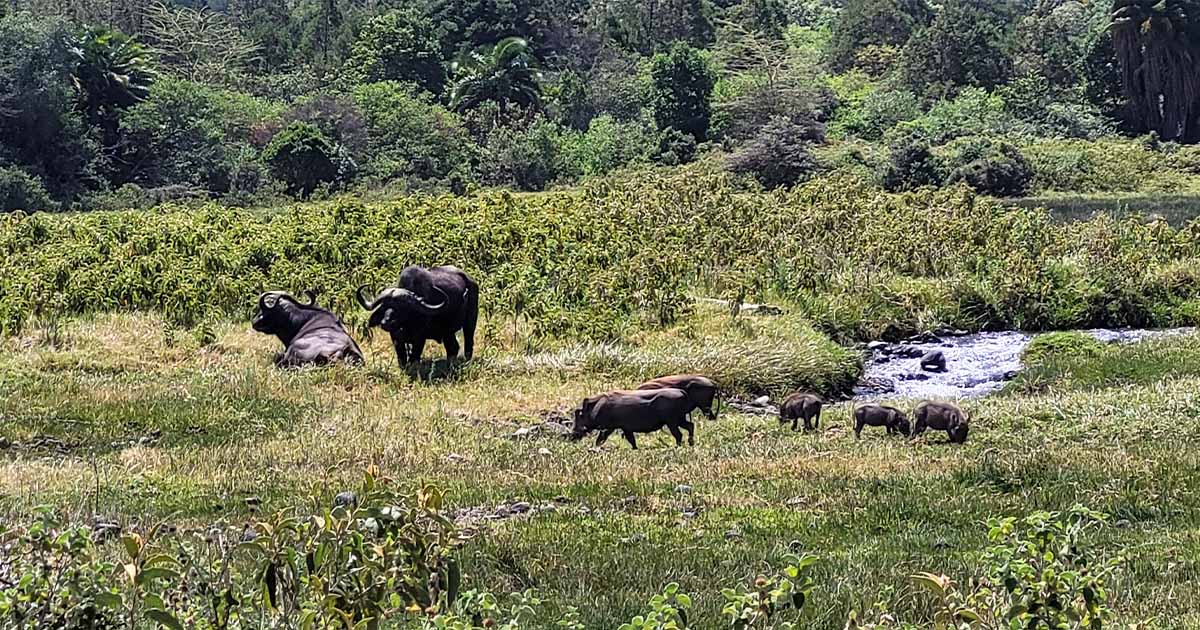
252, 290, 315, 334
356, 285, 448, 333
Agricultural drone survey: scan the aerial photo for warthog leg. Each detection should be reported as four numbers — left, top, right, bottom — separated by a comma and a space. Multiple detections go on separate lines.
595, 429, 614, 447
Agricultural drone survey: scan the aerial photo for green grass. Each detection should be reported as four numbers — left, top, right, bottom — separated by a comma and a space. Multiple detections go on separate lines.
2, 310, 1200, 627
1009, 192, 1200, 226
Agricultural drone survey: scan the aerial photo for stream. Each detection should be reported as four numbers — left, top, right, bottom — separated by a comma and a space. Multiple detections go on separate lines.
853, 327, 1195, 400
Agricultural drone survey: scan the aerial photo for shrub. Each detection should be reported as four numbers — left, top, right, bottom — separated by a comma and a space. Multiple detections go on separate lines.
656, 126, 699, 166
0, 166, 55, 212
935, 136, 1033, 197
1020, 138, 1182, 194
558, 114, 656, 177
726, 117, 821, 189
478, 117, 569, 191
889, 87, 1023, 147
832, 88, 922, 141
261, 121, 346, 197
881, 137, 939, 192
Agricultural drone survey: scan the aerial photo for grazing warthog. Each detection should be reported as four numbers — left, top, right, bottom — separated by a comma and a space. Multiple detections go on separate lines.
252, 291, 364, 368
779, 393, 823, 432
357, 265, 479, 365
920, 350, 947, 372
852, 403, 911, 438
571, 389, 695, 449
636, 374, 719, 420
912, 400, 970, 443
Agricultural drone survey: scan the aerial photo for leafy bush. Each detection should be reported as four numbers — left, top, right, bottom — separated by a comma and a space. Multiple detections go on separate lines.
727, 117, 822, 189
881, 137, 938, 192
934, 136, 1033, 197
0, 472, 461, 629
261, 121, 347, 197
832, 89, 922, 141
478, 117, 567, 191
558, 114, 656, 177
889, 88, 1022, 147
0, 166, 56, 212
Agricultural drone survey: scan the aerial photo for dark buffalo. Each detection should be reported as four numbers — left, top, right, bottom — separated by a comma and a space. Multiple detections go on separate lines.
779, 393, 823, 432
852, 403, 910, 438
571, 389, 695, 449
252, 291, 364, 368
912, 400, 970, 443
636, 374, 719, 420
357, 265, 479, 365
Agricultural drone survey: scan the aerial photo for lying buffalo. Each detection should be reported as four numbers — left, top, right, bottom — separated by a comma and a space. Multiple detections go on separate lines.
571, 389, 695, 449
912, 400, 970, 443
852, 403, 910, 438
636, 374, 719, 420
780, 393, 823, 432
357, 265, 479, 366
920, 350, 947, 372
252, 291, 364, 368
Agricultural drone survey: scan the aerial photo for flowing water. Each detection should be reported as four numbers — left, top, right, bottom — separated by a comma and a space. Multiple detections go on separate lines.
854, 327, 1195, 400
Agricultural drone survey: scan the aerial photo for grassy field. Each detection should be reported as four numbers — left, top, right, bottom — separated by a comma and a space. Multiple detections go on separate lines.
3, 304, 1200, 627
1009, 192, 1200, 226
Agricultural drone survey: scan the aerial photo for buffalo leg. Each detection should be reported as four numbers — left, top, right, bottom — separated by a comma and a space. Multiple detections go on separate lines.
622, 431, 638, 450
666, 424, 684, 446
463, 288, 478, 360
443, 334, 461, 360
680, 419, 695, 446
390, 337, 410, 366
854, 421, 863, 439
813, 411, 820, 430
409, 339, 426, 363
702, 406, 716, 421
595, 430, 613, 446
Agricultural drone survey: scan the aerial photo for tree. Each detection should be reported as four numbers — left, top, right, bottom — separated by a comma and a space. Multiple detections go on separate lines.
0, 12, 98, 201
726, 116, 821, 189
346, 9, 445, 94
262, 121, 342, 197
598, 0, 715, 55
1112, 0, 1200, 142
645, 42, 716, 141
826, 0, 932, 73
0, 165, 56, 212
900, 0, 1020, 100
449, 37, 543, 121
142, 0, 260, 84
72, 27, 155, 131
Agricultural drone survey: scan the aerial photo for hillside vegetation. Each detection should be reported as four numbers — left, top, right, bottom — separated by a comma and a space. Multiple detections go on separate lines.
4, 173, 1200, 344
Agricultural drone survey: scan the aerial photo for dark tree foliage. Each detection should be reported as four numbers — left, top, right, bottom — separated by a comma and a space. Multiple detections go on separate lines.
601, 0, 715, 55
937, 135, 1033, 197
262, 121, 342, 197
826, 0, 932, 72
727, 0, 790, 39
900, 0, 1021, 100
0, 13, 98, 201
1112, 0, 1200, 142
645, 42, 716, 141
346, 9, 445, 94
0, 165, 57, 212
882, 136, 939, 192
727, 116, 821, 189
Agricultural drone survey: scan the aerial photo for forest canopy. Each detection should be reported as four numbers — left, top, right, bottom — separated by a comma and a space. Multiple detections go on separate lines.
1, 0, 1199, 211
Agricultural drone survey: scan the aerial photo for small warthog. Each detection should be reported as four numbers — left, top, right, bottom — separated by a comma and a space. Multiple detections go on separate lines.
852, 403, 911, 438
779, 393, 823, 432
912, 400, 970, 443
571, 389, 695, 449
636, 374, 719, 420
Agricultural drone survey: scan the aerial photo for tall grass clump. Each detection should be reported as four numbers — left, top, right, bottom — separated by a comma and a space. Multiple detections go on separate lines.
2, 171, 1199, 340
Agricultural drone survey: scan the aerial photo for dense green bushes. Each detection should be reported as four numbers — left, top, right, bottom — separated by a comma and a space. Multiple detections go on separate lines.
2, 173, 1199, 340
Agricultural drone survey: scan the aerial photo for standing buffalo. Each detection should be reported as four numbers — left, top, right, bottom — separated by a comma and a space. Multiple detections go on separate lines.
252, 291, 365, 368
851, 403, 911, 438
636, 374, 719, 420
912, 400, 970, 443
357, 266, 479, 365
571, 389, 695, 449
779, 393, 823, 432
